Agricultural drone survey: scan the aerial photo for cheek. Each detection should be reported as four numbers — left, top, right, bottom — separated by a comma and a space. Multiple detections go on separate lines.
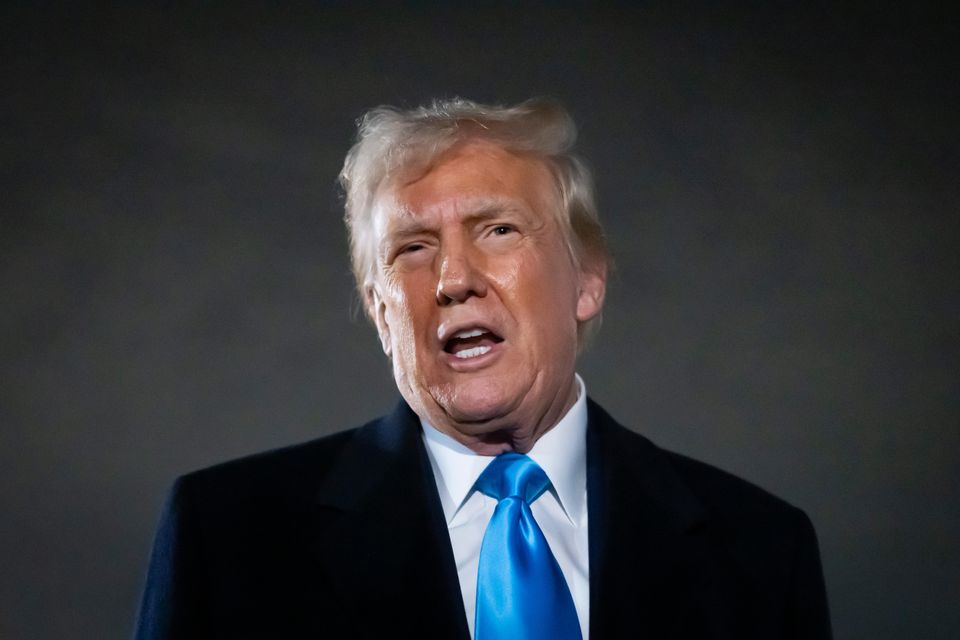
385, 297, 413, 343
385, 299, 418, 379
490, 249, 543, 292
505, 255, 581, 330
384, 279, 434, 349
532, 252, 580, 305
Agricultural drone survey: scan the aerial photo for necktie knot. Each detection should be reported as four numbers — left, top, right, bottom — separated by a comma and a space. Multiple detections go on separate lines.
474, 452, 551, 504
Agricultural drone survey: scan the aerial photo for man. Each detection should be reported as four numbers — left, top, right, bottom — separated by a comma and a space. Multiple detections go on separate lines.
134, 98, 832, 639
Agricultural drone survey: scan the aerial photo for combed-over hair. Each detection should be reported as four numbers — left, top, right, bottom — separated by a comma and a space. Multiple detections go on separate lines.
339, 97, 610, 346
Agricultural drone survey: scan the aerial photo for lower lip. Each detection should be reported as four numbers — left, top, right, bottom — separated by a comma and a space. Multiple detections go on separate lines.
443, 341, 504, 371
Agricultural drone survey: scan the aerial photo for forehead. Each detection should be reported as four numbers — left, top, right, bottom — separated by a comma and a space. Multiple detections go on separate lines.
374, 140, 558, 230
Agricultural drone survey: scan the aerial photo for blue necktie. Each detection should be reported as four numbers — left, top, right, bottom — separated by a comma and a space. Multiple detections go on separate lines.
474, 453, 582, 640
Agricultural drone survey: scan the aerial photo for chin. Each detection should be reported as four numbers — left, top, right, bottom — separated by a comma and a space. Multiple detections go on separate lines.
443, 396, 511, 427
433, 377, 522, 427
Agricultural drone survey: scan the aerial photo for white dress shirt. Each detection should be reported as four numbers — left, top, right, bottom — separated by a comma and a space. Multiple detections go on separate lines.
421, 375, 590, 640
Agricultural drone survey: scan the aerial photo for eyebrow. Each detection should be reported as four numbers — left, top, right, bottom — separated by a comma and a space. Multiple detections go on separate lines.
383, 195, 530, 240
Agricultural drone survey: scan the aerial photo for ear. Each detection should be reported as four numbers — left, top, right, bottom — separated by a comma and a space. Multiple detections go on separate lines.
366, 283, 392, 357
575, 260, 607, 323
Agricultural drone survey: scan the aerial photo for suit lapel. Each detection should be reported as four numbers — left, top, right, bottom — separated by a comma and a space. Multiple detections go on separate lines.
309, 402, 469, 638
587, 399, 730, 638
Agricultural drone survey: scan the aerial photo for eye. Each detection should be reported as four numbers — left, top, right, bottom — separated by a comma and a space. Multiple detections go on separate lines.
389, 241, 431, 266
490, 225, 515, 236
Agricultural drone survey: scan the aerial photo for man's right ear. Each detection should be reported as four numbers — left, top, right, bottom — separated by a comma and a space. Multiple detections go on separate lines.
366, 284, 392, 358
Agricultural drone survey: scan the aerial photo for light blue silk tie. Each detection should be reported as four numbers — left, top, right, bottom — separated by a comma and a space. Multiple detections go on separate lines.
474, 453, 582, 640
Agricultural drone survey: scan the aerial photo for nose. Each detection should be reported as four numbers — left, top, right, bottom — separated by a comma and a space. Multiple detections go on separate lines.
436, 248, 486, 305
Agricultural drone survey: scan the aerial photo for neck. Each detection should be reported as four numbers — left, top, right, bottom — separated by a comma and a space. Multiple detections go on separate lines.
435, 377, 579, 455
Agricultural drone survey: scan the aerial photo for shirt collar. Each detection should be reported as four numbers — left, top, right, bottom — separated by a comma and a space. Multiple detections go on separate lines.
421, 374, 588, 526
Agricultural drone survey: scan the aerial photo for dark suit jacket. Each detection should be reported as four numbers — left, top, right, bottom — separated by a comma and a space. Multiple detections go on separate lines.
134, 399, 831, 639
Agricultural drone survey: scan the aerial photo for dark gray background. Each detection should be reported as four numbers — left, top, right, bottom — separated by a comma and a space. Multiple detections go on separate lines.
2, 2, 957, 638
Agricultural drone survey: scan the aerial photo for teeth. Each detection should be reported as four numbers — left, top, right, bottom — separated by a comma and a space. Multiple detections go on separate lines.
454, 345, 492, 359
454, 328, 486, 339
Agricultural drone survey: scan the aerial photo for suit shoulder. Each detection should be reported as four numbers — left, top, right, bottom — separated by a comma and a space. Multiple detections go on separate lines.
606, 422, 819, 578
589, 400, 807, 526
171, 420, 373, 506
662, 448, 806, 524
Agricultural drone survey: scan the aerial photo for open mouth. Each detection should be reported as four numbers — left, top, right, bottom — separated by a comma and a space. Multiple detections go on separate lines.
443, 328, 504, 360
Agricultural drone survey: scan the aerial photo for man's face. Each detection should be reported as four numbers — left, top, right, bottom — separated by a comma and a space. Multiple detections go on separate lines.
368, 140, 605, 454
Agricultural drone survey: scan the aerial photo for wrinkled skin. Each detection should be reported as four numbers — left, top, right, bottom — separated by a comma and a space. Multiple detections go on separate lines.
368, 140, 606, 454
